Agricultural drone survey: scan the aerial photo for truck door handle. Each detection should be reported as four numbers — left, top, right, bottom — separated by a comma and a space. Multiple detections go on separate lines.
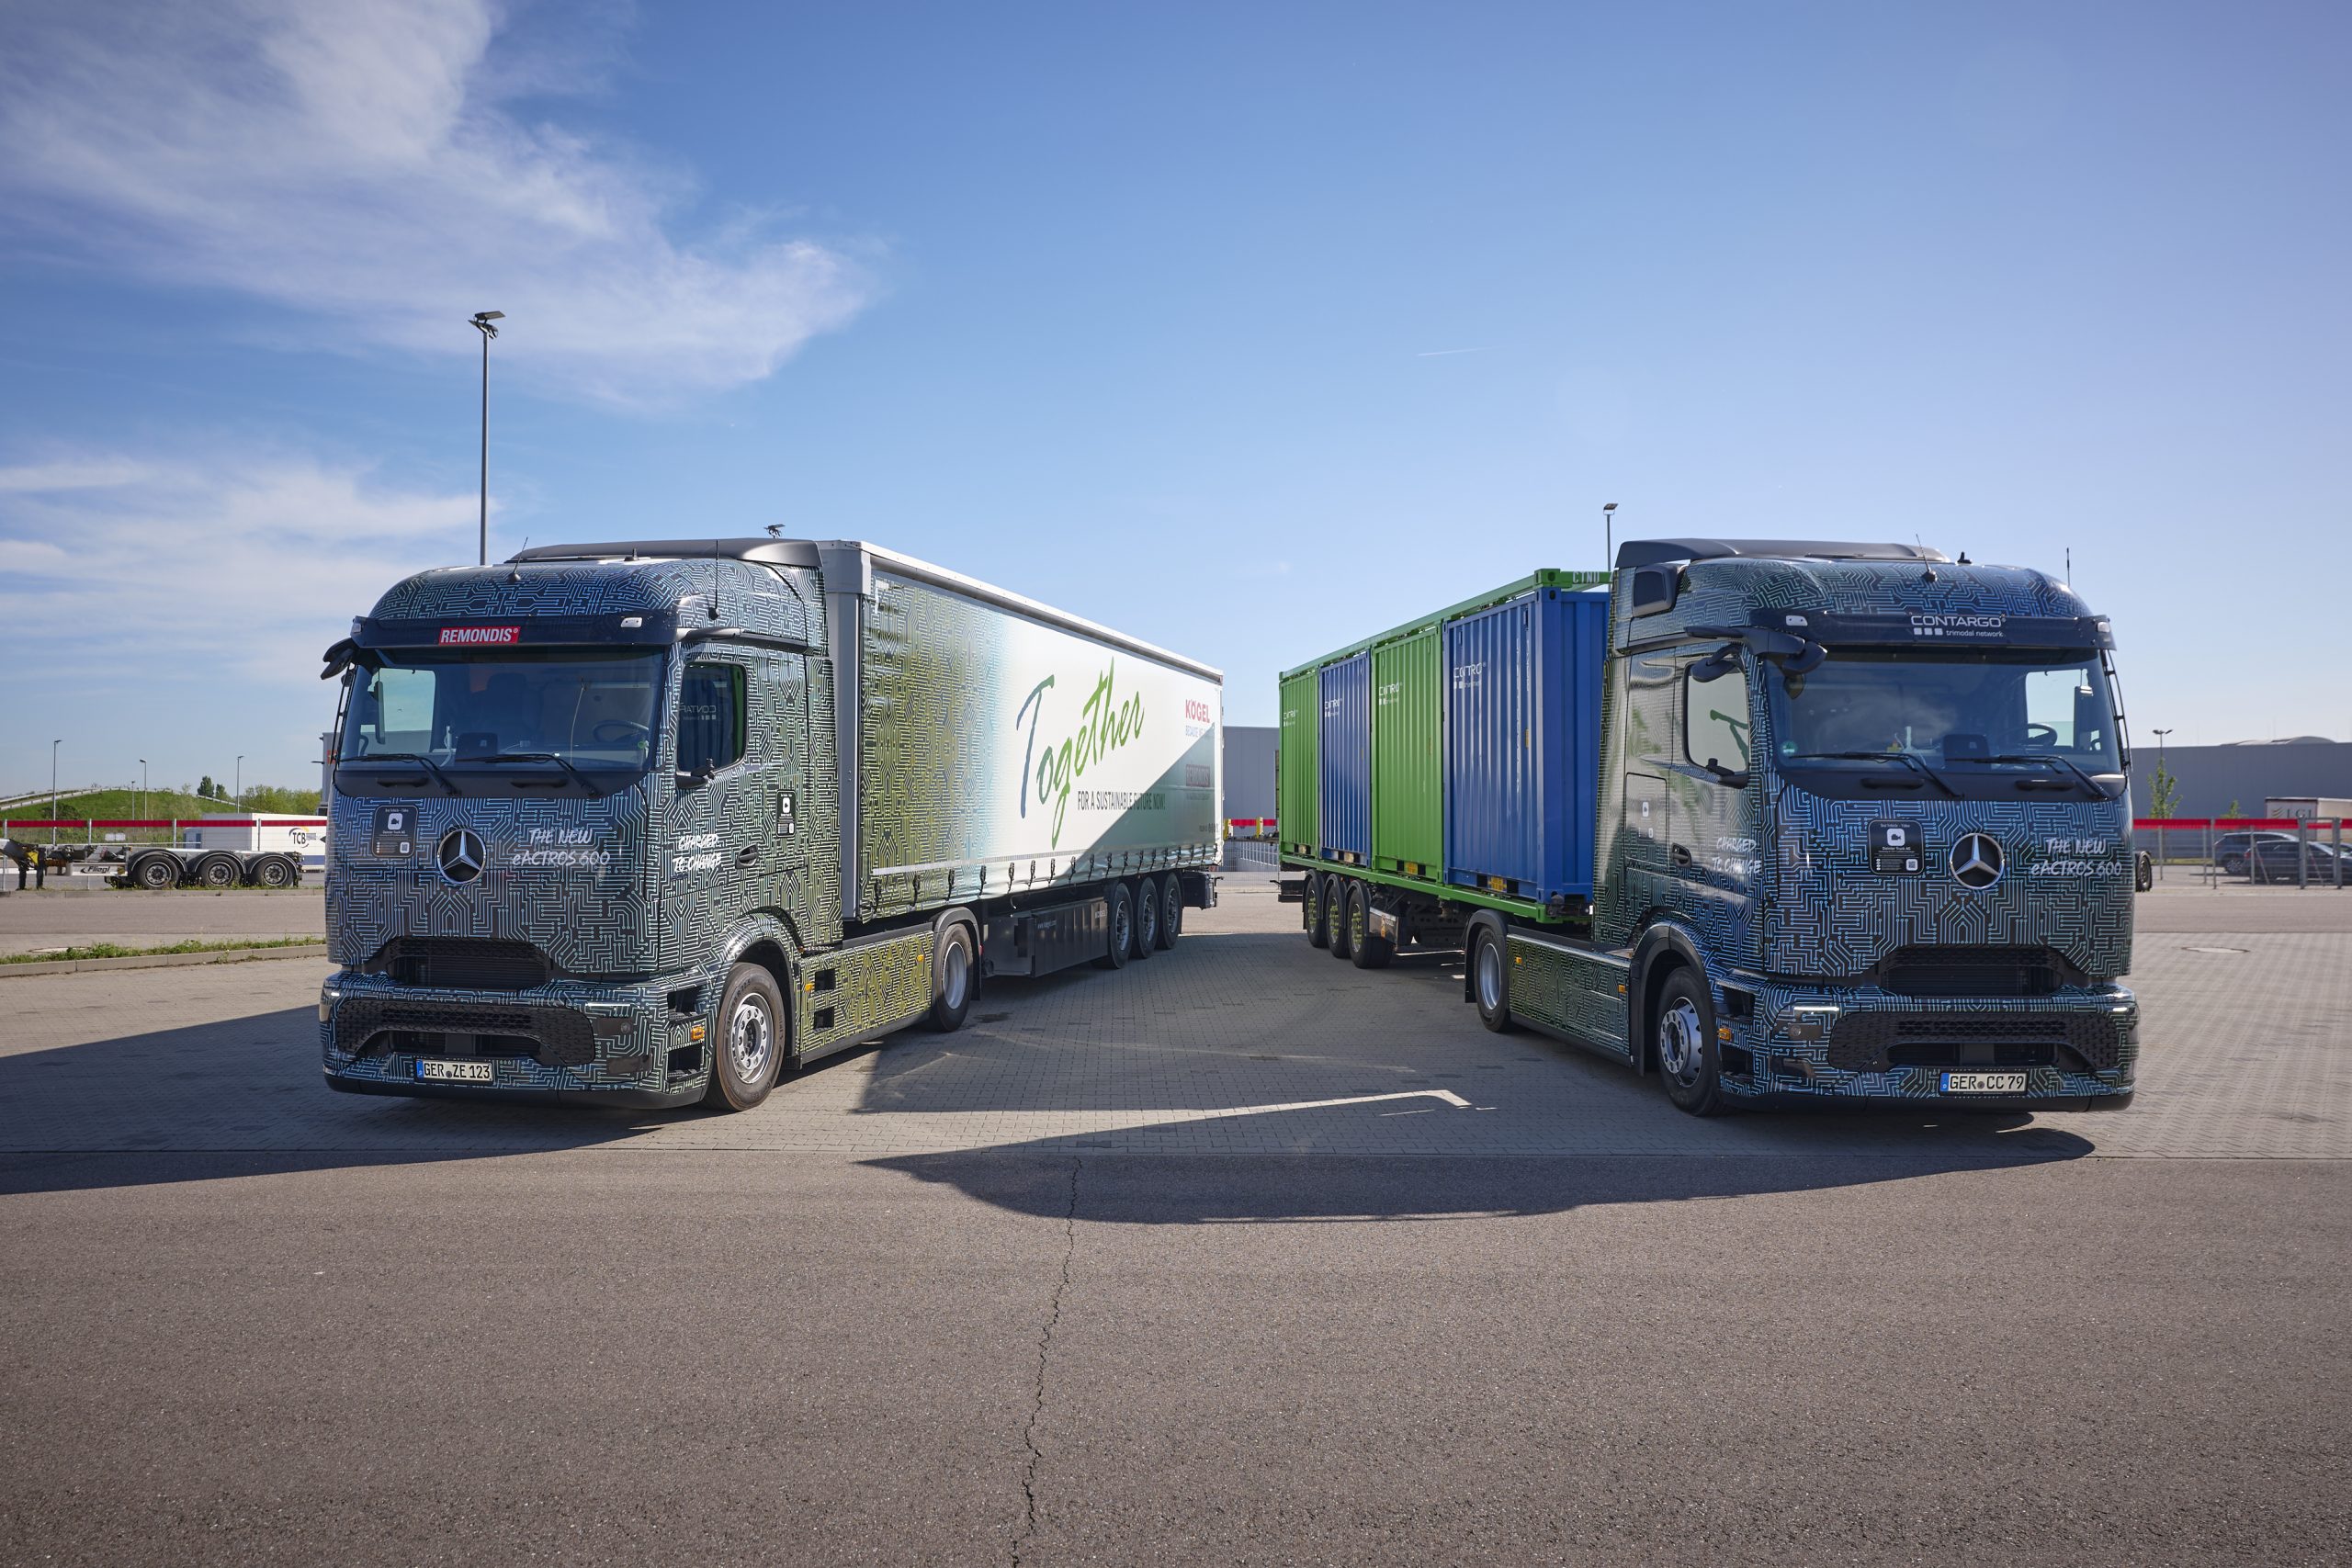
736, 844, 759, 866
1670, 843, 1692, 868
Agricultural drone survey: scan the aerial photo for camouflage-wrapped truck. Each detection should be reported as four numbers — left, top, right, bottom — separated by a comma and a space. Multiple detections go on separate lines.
1281, 537, 2139, 1116
319, 538, 1222, 1110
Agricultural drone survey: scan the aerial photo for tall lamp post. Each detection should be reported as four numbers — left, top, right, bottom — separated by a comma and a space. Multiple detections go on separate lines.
471, 310, 503, 566
1602, 502, 1619, 571
235, 755, 244, 809
138, 758, 148, 825
50, 739, 61, 825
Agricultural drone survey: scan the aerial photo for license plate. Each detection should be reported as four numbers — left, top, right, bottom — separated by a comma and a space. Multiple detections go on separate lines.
415, 1059, 494, 1084
1941, 1070, 2028, 1095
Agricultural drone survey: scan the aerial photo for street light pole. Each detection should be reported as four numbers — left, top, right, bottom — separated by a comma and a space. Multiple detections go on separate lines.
1602, 502, 1619, 572
139, 758, 148, 824
235, 755, 244, 808
470, 310, 503, 566
51, 739, 61, 824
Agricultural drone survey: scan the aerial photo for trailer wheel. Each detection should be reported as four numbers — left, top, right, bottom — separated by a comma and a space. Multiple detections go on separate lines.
254, 855, 298, 889
1471, 926, 1515, 1032
1347, 883, 1393, 969
1095, 883, 1134, 969
1130, 876, 1159, 960
193, 854, 240, 889
1305, 874, 1329, 948
926, 924, 977, 1032
1654, 966, 1728, 1117
1158, 876, 1182, 949
130, 853, 178, 891
703, 962, 786, 1111
1326, 879, 1354, 961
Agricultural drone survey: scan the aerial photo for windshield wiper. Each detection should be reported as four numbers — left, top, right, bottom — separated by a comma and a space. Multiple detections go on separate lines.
1981, 752, 2109, 796
458, 751, 596, 790
1783, 751, 1960, 797
346, 751, 459, 795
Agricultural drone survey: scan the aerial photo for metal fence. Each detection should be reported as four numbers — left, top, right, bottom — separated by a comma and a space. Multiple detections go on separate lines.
2132, 817, 2348, 887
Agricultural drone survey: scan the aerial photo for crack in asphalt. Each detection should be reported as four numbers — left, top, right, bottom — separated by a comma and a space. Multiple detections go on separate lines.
1012, 1156, 1080, 1568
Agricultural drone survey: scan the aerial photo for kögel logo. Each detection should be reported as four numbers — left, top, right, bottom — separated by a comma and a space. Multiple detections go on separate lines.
436, 828, 487, 885
1950, 831, 2005, 889
438, 626, 521, 646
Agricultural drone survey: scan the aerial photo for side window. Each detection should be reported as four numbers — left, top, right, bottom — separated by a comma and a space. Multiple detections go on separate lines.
1684, 664, 1752, 777
352, 666, 435, 755
678, 662, 746, 776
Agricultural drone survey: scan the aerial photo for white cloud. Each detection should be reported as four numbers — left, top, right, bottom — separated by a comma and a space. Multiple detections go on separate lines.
0, 0, 873, 404
0, 451, 479, 685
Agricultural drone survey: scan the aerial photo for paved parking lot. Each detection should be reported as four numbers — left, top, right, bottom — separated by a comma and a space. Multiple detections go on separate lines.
0, 887, 323, 956
2, 881, 2346, 1565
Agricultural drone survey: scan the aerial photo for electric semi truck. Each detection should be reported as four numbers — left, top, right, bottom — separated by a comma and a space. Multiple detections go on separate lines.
1280, 537, 2138, 1115
318, 538, 1222, 1111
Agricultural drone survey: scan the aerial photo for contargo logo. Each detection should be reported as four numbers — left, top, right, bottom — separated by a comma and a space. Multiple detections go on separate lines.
1950, 831, 2005, 889
1909, 614, 2004, 638
438, 626, 521, 646
436, 828, 486, 885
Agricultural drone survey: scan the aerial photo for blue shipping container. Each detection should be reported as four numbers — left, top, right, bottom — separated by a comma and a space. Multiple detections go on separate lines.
1318, 651, 1372, 861
1442, 589, 1608, 900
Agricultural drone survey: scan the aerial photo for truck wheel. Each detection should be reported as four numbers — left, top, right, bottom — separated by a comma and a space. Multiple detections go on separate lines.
1305, 874, 1329, 948
194, 854, 239, 889
703, 963, 786, 1111
130, 854, 176, 891
1471, 926, 1514, 1032
1095, 884, 1134, 969
1326, 878, 1354, 960
1158, 876, 1182, 949
1654, 967, 1728, 1116
1348, 883, 1393, 969
927, 924, 977, 1032
254, 855, 297, 889
1131, 876, 1159, 959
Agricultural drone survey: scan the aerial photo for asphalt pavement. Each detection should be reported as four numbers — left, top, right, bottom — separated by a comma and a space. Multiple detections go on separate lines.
1, 882, 2346, 1566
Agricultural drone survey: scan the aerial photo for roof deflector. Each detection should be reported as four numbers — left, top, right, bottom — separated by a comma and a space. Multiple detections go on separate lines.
1613, 537, 1951, 570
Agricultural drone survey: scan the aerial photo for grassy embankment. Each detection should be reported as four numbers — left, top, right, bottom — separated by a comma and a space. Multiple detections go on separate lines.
2, 936, 323, 965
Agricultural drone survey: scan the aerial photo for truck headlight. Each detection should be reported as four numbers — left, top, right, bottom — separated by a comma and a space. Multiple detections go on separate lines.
319, 981, 343, 1023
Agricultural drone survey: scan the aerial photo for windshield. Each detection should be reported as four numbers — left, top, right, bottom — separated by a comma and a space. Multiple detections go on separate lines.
1768, 649, 2121, 771
340, 649, 662, 772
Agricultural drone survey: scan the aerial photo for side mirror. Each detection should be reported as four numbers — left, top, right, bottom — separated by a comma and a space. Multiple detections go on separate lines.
1690, 645, 1742, 683
674, 762, 716, 789
1627, 565, 1679, 617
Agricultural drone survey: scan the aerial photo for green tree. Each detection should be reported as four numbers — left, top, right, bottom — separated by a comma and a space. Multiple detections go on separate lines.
197, 774, 218, 799
2149, 758, 2181, 818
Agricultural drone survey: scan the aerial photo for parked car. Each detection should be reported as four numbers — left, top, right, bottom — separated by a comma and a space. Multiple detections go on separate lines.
2213, 830, 2296, 877
2245, 837, 2352, 885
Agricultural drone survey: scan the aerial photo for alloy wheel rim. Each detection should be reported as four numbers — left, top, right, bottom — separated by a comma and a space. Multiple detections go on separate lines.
1477, 941, 1503, 1011
729, 994, 775, 1083
1657, 999, 1704, 1085
942, 942, 968, 1010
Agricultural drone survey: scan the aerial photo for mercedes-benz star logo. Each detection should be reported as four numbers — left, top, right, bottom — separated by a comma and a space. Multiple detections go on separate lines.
436, 828, 486, 886
1950, 831, 2005, 890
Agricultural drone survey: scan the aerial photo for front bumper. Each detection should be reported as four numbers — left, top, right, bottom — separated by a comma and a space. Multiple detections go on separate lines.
319, 964, 722, 1107
1715, 975, 2139, 1107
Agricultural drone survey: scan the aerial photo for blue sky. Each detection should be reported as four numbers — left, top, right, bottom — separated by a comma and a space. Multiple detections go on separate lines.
2, 0, 2346, 798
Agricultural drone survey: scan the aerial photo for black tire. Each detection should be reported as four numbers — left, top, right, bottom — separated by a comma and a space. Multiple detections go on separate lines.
2133, 851, 2154, 894
927, 923, 977, 1032
1470, 925, 1514, 1032
1095, 884, 1134, 969
2220, 856, 2245, 878
1326, 877, 1354, 961
1653, 966, 1728, 1116
703, 962, 786, 1111
1348, 882, 1393, 969
1305, 874, 1329, 948
1158, 876, 1182, 949
254, 855, 297, 889
1131, 876, 1159, 960
130, 854, 176, 891
194, 854, 239, 889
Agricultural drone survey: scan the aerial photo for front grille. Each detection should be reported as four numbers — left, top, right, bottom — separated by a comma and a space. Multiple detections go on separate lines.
1877, 946, 2064, 998
1825, 1011, 2120, 1074
368, 937, 550, 990
336, 997, 595, 1067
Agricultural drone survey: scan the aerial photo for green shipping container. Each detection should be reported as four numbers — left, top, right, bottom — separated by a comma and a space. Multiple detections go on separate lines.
1371, 626, 1442, 878
1278, 668, 1319, 855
